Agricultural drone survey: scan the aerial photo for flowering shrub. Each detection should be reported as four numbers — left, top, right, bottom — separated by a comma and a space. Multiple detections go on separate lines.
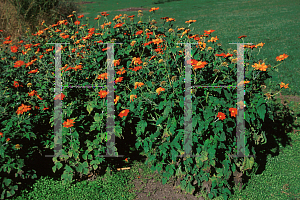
0, 7, 291, 199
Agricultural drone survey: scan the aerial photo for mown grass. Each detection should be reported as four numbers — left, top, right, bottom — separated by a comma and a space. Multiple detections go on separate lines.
1, 0, 300, 199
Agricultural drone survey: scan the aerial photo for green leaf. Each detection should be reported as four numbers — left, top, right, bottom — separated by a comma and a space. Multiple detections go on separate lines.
162, 177, 167, 185
243, 156, 255, 171
200, 151, 208, 162
93, 164, 98, 170
186, 182, 195, 194
158, 101, 165, 111
52, 165, 56, 173
94, 113, 101, 122
156, 116, 165, 126
87, 104, 94, 115
56, 161, 63, 170
257, 104, 266, 121
3, 178, 11, 187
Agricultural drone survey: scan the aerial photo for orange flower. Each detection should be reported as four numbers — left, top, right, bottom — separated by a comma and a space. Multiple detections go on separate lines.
28, 68, 38, 74
115, 77, 124, 83
114, 59, 121, 67
16, 104, 32, 115
28, 90, 37, 97
185, 20, 196, 24
97, 73, 108, 80
14, 60, 25, 68
0, 132, 3, 137
276, 53, 289, 61
149, 7, 159, 12
13, 81, 23, 88
130, 95, 137, 102
10, 45, 18, 53
119, 109, 129, 118
238, 35, 247, 39
125, 158, 128, 162
15, 144, 22, 149
98, 90, 108, 98
114, 95, 120, 104
280, 82, 289, 89
208, 36, 219, 42
252, 62, 269, 71
135, 30, 143, 35
204, 30, 215, 35
117, 67, 126, 75
114, 23, 125, 28
156, 87, 165, 95
6, 138, 10, 142
74, 20, 80, 25
54, 93, 65, 100
217, 112, 226, 121
134, 82, 144, 89
229, 108, 237, 117
63, 119, 75, 128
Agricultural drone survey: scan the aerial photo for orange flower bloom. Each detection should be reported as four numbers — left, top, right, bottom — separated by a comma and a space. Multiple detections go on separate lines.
276, 53, 289, 61
115, 77, 124, 83
74, 21, 80, 25
10, 45, 18, 53
252, 62, 269, 71
217, 112, 226, 121
54, 93, 65, 100
28, 90, 37, 97
130, 95, 137, 102
0, 132, 3, 137
117, 67, 126, 75
114, 59, 121, 67
134, 82, 144, 89
204, 30, 215, 35
208, 36, 219, 43
238, 35, 247, 39
28, 68, 38, 74
14, 60, 25, 68
114, 23, 125, 28
229, 108, 237, 117
185, 20, 196, 24
15, 144, 22, 149
119, 109, 129, 118
149, 7, 159, 12
280, 82, 289, 89
6, 138, 10, 142
97, 73, 108, 80
125, 158, 128, 162
156, 87, 165, 95
63, 119, 75, 128
98, 90, 108, 98
16, 104, 32, 115
13, 81, 23, 88
114, 95, 120, 104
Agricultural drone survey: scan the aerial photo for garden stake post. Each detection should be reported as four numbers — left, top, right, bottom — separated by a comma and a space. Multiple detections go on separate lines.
45, 42, 124, 159
45, 43, 69, 158
228, 43, 255, 159
176, 42, 255, 160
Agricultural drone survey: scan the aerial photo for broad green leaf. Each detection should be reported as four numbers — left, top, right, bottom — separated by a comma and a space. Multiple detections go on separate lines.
243, 157, 255, 171
87, 104, 94, 115
186, 182, 195, 194
94, 113, 101, 122
200, 151, 208, 162
56, 161, 63, 170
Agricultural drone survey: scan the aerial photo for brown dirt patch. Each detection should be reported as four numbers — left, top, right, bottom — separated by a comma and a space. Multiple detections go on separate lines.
73, 1, 96, 5
116, 7, 149, 12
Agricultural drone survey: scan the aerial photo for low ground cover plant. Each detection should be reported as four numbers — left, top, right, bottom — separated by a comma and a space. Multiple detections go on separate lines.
0, 7, 292, 199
